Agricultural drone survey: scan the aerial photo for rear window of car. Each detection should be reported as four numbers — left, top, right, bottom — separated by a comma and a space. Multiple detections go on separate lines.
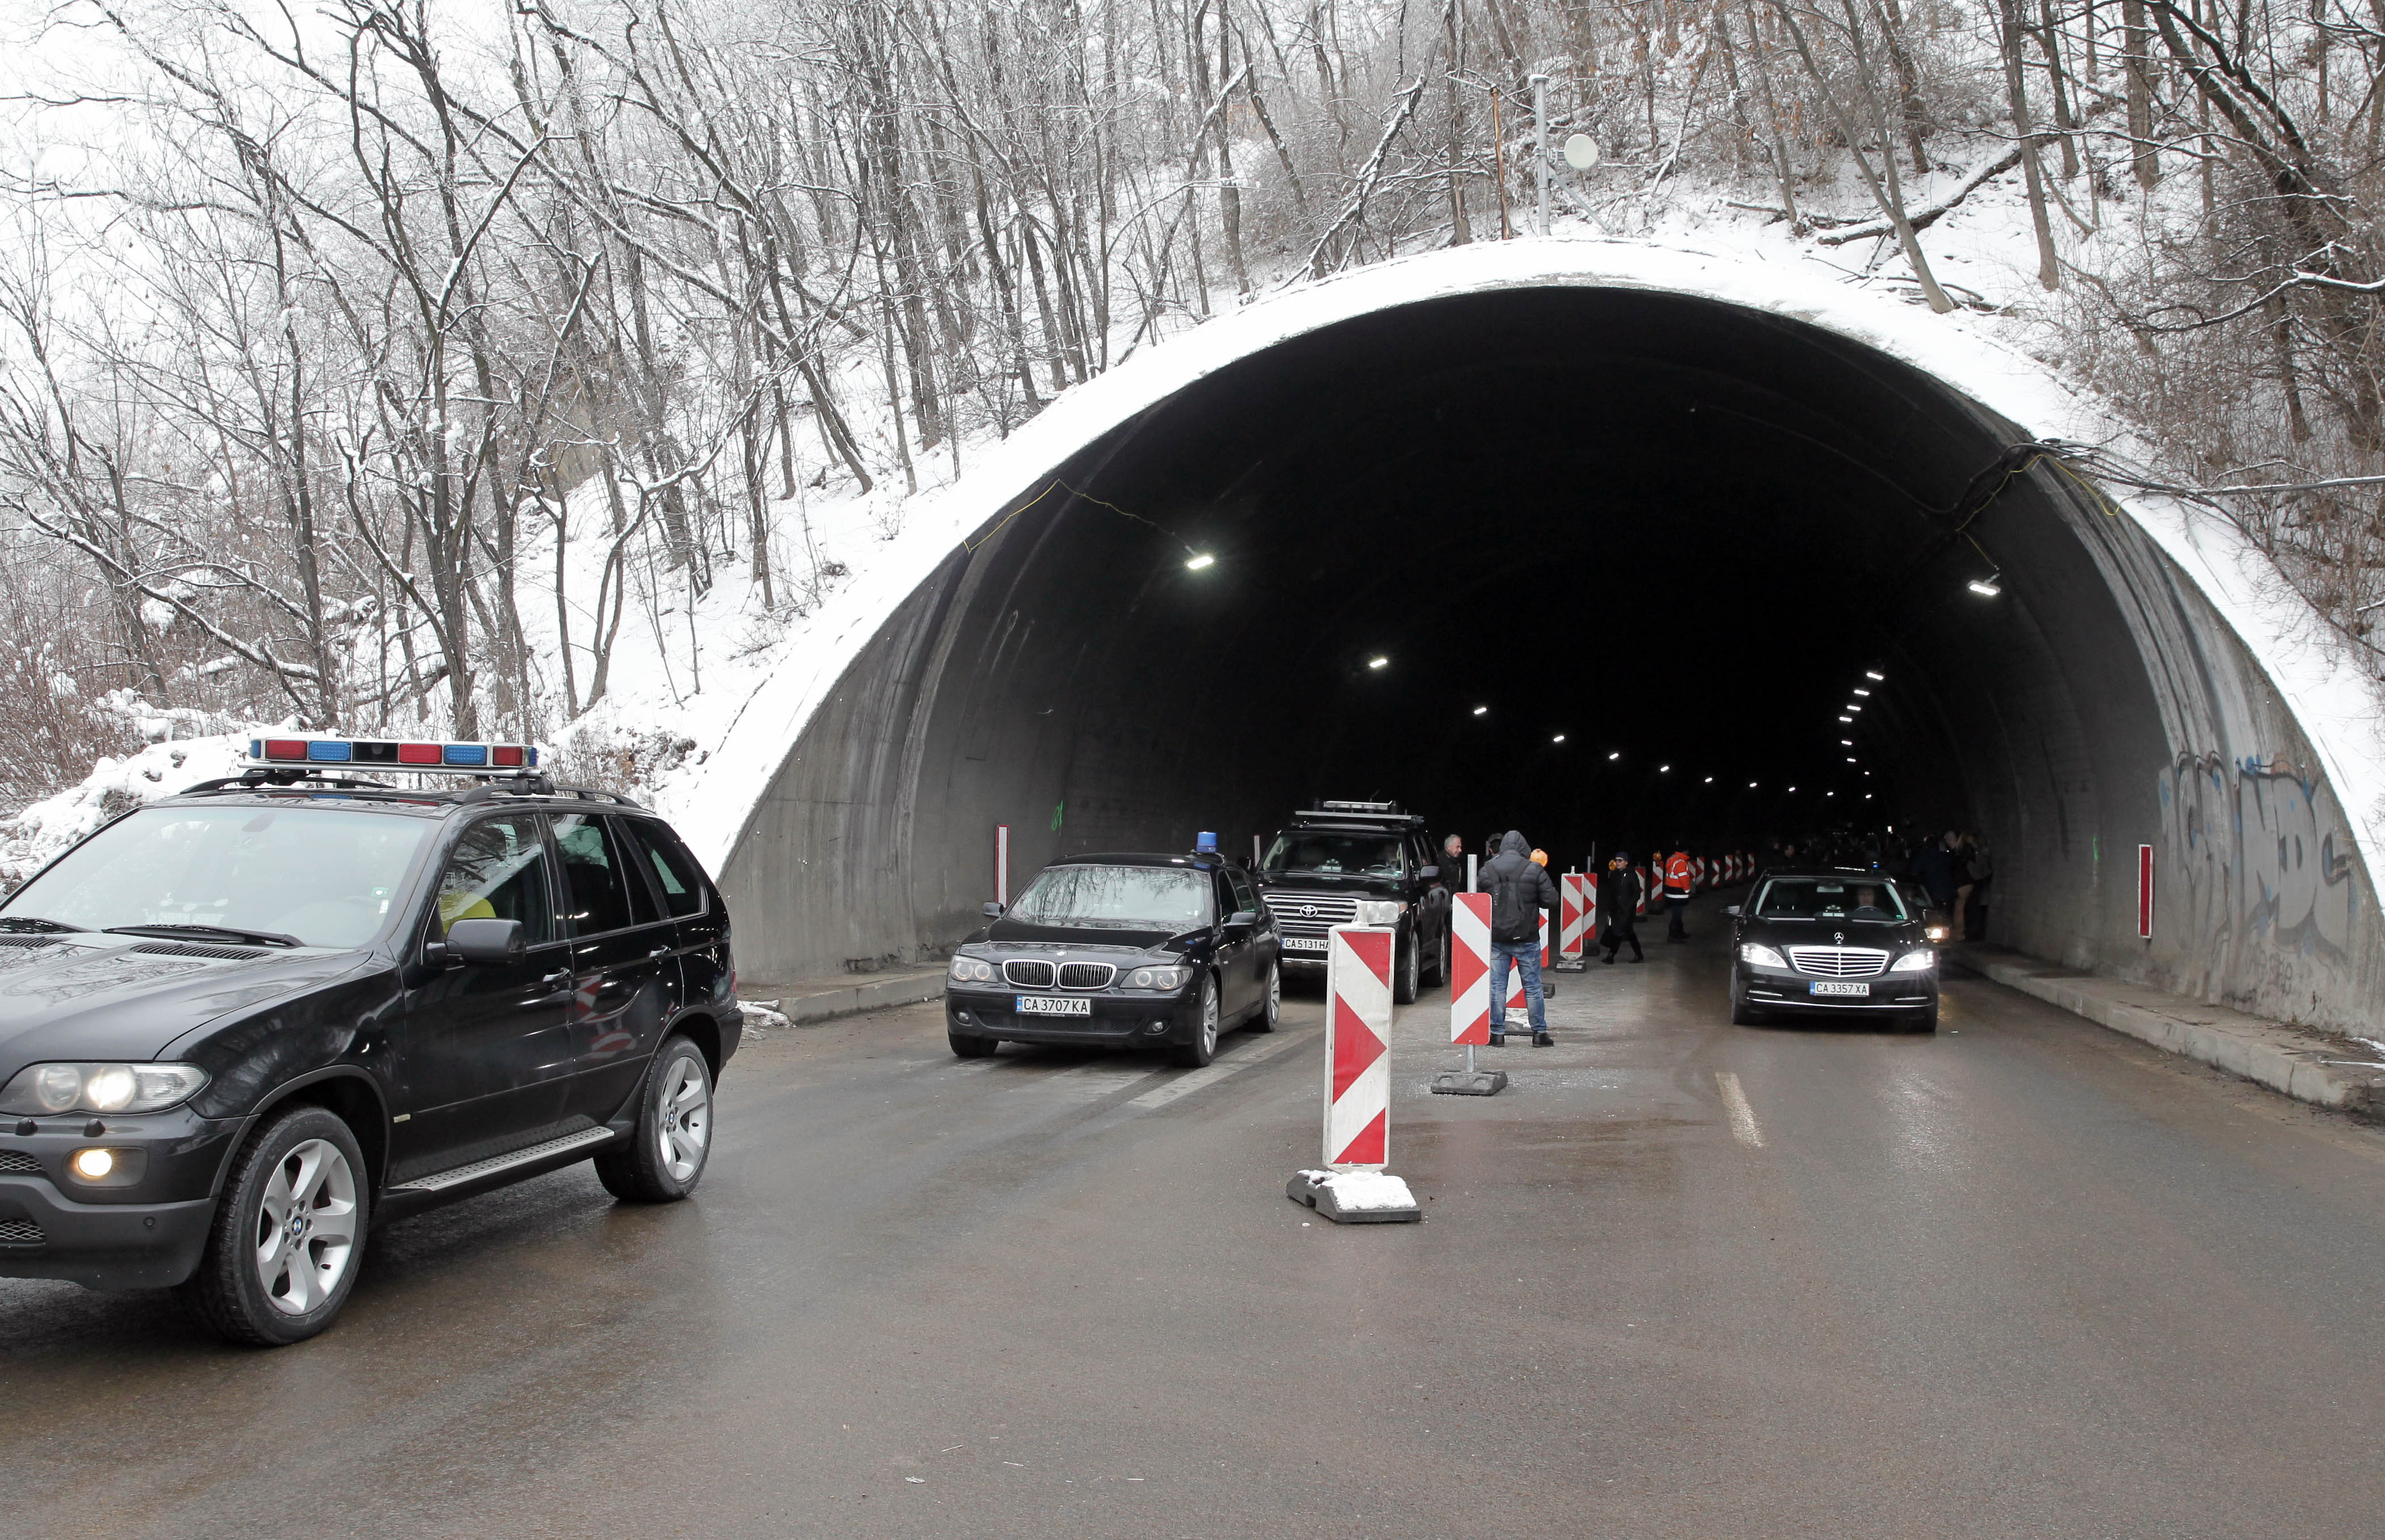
622, 818, 708, 920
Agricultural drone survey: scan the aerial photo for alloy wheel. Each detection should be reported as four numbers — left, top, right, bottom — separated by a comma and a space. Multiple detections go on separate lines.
252, 1138, 359, 1317
657, 1054, 712, 1182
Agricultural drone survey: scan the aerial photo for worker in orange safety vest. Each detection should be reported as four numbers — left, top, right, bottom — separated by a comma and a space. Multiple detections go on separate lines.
1663, 845, 1694, 943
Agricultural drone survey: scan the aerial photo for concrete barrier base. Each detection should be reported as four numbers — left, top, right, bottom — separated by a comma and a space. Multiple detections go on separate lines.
1285, 1168, 1423, 1223
1431, 1069, 1508, 1096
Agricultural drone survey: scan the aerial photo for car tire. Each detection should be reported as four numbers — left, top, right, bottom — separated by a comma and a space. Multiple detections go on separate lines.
180, 1103, 369, 1348
948, 1030, 998, 1058
1247, 960, 1281, 1033
1393, 929, 1422, 1005
594, 1036, 713, 1203
1430, 922, 1452, 986
1729, 976, 1764, 1026
1172, 975, 1221, 1067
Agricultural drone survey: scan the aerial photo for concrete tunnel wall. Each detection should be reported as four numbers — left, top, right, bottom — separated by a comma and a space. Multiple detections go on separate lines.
707, 245, 2384, 1036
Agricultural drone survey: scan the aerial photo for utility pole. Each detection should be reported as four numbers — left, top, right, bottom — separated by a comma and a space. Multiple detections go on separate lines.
1531, 73, 1550, 236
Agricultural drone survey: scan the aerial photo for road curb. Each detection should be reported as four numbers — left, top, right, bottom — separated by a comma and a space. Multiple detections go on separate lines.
1950, 947, 2385, 1119
738, 969, 946, 1028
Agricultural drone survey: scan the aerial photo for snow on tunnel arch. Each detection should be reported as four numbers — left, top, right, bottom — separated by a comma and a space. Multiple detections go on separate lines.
674, 240, 2385, 1033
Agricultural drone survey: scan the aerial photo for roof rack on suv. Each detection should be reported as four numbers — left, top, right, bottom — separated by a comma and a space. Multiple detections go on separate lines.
1291, 801, 1423, 828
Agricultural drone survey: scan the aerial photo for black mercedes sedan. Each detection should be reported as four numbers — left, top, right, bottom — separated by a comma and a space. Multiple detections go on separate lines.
1725, 868, 1941, 1030
944, 852, 1280, 1067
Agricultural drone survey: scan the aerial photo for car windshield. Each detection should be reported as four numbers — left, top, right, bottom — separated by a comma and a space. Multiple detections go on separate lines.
1262, 833, 1405, 879
1752, 878, 1907, 922
1006, 865, 1212, 930
0, 803, 433, 949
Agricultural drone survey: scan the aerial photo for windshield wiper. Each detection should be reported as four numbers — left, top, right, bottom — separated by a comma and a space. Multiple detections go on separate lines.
104, 923, 301, 949
0, 915, 85, 933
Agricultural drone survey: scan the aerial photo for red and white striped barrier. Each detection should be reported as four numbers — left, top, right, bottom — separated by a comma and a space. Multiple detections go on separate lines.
1634, 865, 1650, 916
1559, 874, 1592, 961
1324, 926, 1395, 1169
1450, 891, 1490, 1047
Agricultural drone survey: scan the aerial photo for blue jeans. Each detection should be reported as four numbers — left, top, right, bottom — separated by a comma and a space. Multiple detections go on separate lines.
1489, 939, 1545, 1036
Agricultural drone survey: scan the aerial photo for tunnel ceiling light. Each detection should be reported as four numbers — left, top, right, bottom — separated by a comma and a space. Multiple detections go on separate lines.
1826, 791, 1836, 797
1865, 793, 1874, 799
1472, 705, 1488, 716
1367, 656, 1389, 670
1846, 704, 1863, 712
1852, 688, 1871, 696
1837, 715, 1853, 723
1968, 569, 2004, 598
1658, 764, 1670, 773
1703, 776, 1714, 784
1183, 552, 1216, 571
1606, 750, 1619, 761
1841, 739, 1853, 746
1554, 734, 1568, 744
1866, 670, 1885, 681
1787, 786, 1796, 792
1748, 781, 1758, 788
1847, 757, 1858, 763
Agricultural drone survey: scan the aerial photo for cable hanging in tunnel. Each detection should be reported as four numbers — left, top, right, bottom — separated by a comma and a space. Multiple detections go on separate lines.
964, 477, 1210, 567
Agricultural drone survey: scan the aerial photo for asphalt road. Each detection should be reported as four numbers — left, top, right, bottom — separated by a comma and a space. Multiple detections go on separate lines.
6, 904, 2384, 1539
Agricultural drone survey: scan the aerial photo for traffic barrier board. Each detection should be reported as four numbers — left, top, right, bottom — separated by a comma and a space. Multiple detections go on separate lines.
1503, 914, 1551, 1015
1450, 892, 1490, 1047
1324, 925, 1395, 1170
1559, 874, 1590, 960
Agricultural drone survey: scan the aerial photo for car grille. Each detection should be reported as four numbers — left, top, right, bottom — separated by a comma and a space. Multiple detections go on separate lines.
0, 1152, 39, 1174
0, 1219, 43, 1245
1057, 963, 1115, 989
1003, 959, 1057, 989
1267, 891, 1360, 937
1787, 946, 1890, 977
129, 941, 267, 961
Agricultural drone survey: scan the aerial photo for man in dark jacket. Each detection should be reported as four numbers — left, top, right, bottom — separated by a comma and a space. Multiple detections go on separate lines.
1598, 851, 1644, 963
1480, 830, 1561, 1046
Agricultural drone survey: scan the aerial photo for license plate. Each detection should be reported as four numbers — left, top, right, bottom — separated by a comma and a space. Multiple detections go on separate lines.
1281, 936, 1328, 953
1809, 980, 1870, 997
1016, 994, 1091, 1016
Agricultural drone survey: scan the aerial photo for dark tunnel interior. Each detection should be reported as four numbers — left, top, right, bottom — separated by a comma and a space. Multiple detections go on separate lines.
728, 278, 2365, 1009
951, 287, 2065, 871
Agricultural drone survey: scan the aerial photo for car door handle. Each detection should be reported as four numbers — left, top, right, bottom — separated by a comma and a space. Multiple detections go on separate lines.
647, 947, 671, 960
541, 970, 572, 988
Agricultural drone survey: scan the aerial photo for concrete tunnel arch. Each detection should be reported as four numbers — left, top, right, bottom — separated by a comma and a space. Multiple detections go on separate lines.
692, 242, 2385, 1035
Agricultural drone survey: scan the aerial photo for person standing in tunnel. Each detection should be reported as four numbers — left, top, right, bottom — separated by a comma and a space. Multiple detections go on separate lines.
1481, 830, 1561, 1047
1442, 833, 1471, 891
1913, 831, 1959, 926
1663, 844, 1694, 942
1599, 851, 1644, 963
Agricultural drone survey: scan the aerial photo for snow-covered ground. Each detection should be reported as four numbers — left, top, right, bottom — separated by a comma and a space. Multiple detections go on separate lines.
9, 154, 2380, 896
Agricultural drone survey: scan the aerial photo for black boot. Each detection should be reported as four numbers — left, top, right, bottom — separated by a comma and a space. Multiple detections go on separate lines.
1532, 1031, 1555, 1047
1488, 1033, 1506, 1047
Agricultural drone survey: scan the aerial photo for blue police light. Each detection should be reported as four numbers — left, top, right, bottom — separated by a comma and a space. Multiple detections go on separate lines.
1195, 831, 1219, 854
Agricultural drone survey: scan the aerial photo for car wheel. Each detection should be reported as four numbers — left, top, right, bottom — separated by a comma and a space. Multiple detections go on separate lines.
595, 1036, 713, 1203
1430, 922, 1452, 986
180, 1104, 368, 1348
1247, 959, 1281, 1033
1172, 975, 1220, 1067
948, 1030, 998, 1058
1393, 929, 1422, 1005
1729, 975, 1764, 1026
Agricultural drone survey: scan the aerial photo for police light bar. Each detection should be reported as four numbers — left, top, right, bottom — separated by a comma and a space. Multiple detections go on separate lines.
1318, 799, 1401, 813
247, 735, 541, 773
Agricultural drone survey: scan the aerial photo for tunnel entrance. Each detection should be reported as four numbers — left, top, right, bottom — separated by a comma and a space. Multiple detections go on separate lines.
718, 263, 2379, 1034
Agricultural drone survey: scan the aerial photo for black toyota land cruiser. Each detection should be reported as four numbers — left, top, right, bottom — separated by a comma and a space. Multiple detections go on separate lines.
0, 735, 738, 1345
1256, 801, 1451, 1005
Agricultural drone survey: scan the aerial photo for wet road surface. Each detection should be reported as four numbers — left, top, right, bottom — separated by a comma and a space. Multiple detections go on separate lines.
6, 907, 2384, 1539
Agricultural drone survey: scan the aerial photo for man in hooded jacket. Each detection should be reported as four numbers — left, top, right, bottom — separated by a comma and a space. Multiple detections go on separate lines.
1598, 851, 1644, 963
1481, 830, 1561, 1046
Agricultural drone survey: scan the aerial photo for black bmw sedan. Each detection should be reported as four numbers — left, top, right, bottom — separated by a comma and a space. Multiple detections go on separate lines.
944, 852, 1280, 1067
1725, 868, 1941, 1030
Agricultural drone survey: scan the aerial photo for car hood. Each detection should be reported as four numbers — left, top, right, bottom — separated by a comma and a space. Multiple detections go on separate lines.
975, 920, 1198, 956
1738, 916, 1925, 949
0, 937, 367, 1075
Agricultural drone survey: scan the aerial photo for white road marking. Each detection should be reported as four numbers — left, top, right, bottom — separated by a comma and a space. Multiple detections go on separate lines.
1126, 1035, 1312, 1110
1716, 1071, 1765, 1148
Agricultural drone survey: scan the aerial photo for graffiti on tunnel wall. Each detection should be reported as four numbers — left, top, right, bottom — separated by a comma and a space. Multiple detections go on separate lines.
2158, 753, 2359, 966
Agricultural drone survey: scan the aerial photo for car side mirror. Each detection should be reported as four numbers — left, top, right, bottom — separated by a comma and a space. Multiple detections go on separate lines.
1723, 905, 1741, 918
1225, 909, 1257, 931
444, 917, 525, 966
981, 901, 1004, 919
1417, 865, 1439, 880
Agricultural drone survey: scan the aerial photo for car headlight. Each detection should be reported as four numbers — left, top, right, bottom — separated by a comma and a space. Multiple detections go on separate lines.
0, 1062, 208, 1115
947, 955, 998, 985
1889, 950, 1937, 973
1739, 943, 1787, 970
1127, 966, 1193, 990
1355, 900, 1405, 926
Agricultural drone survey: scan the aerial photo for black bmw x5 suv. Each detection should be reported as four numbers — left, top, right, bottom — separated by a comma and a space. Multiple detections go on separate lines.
0, 746, 737, 1344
